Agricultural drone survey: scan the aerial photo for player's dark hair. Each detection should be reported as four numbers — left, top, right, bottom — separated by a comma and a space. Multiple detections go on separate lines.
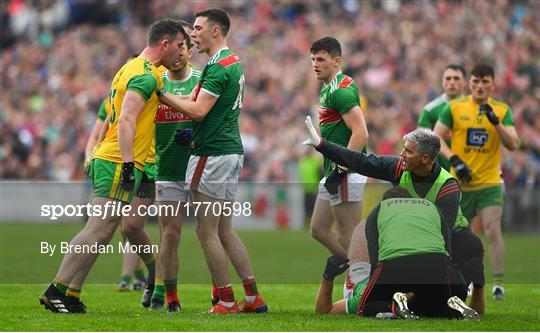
148, 19, 185, 46
382, 187, 413, 200
178, 20, 193, 49
195, 8, 230, 37
310, 36, 342, 57
471, 64, 495, 79
444, 64, 467, 78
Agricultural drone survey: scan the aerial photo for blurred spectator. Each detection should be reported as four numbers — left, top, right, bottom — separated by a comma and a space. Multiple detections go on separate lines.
1, 0, 539, 189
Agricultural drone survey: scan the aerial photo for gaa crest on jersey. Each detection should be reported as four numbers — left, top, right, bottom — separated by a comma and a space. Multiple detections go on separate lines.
466, 128, 488, 147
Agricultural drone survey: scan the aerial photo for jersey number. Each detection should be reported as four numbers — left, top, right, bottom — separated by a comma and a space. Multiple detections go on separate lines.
232, 75, 245, 110
109, 88, 117, 124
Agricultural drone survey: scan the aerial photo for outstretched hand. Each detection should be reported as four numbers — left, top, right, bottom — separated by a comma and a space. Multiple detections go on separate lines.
302, 116, 322, 147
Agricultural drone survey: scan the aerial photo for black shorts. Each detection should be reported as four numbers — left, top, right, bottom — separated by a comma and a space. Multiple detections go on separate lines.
452, 228, 485, 289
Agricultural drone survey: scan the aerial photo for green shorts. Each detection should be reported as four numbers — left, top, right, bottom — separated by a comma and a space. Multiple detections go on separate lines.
91, 158, 143, 203
345, 276, 370, 315
460, 185, 503, 220
136, 163, 156, 199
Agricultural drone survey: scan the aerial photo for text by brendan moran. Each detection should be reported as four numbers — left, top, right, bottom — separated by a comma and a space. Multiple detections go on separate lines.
40, 242, 158, 256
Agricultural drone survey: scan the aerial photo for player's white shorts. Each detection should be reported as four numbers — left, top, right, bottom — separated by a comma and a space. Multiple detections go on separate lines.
155, 181, 189, 202
317, 173, 367, 207
343, 261, 371, 299
185, 154, 243, 200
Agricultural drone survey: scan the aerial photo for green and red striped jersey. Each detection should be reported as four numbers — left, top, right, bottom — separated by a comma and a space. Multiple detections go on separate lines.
318, 72, 361, 176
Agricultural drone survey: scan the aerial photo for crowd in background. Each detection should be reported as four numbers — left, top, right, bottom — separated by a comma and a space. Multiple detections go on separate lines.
1, 0, 539, 189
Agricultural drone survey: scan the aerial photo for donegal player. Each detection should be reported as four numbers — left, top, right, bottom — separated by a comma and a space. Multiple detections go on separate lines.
149, 22, 201, 313
434, 64, 519, 300
39, 19, 185, 313
83, 95, 147, 292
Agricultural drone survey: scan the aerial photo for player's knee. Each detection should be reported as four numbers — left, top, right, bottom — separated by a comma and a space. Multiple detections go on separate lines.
337, 234, 350, 250
196, 223, 212, 241
162, 227, 180, 246
310, 225, 326, 242
483, 222, 502, 242
217, 224, 233, 240
121, 221, 143, 238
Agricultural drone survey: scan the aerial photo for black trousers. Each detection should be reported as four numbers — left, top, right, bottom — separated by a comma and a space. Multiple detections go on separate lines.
451, 228, 485, 290
359, 253, 454, 318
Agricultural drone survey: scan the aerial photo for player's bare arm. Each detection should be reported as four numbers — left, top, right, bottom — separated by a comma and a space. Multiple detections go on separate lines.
118, 91, 146, 162
85, 118, 105, 162
314, 280, 346, 314
159, 89, 217, 121
433, 121, 454, 159
495, 125, 518, 151
342, 106, 369, 152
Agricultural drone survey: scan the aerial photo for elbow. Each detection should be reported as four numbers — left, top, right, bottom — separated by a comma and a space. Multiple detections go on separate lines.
509, 140, 519, 151
360, 131, 369, 144
190, 113, 204, 122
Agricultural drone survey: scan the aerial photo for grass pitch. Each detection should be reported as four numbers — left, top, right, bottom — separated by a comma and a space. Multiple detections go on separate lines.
1, 222, 539, 331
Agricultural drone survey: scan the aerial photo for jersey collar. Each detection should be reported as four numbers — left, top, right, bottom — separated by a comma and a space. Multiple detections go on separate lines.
324, 71, 342, 87
208, 46, 229, 64
165, 67, 193, 83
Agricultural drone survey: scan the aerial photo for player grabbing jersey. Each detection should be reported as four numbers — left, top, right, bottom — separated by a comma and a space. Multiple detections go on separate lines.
157, 8, 267, 314
39, 19, 186, 313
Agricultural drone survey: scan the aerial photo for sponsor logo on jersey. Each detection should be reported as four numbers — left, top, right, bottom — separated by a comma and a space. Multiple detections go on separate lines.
319, 106, 341, 124
156, 104, 190, 122
466, 128, 488, 147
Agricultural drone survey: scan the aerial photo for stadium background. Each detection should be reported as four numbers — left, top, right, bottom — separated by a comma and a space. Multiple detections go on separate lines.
2, 0, 539, 228
1, 1, 540, 331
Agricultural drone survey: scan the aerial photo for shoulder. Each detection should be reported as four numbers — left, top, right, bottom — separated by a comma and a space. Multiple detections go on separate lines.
331, 75, 358, 98
490, 98, 511, 111
449, 96, 468, 107
192, 68, 202, 78
423, 95, 446, 112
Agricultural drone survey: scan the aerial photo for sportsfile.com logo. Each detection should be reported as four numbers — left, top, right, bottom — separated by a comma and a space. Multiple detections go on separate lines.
40, 201, 252, 220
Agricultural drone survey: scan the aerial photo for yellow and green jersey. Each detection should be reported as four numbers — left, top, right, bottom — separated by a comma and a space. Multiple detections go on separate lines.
439, 95, 514, 191
318, 72, 364, 176
155, 67, 201, 181
94, 57, 162, 171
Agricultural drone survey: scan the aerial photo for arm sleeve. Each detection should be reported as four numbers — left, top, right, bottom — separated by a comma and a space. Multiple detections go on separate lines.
435, 178, 461, 231
334, 87, 360, 115
438, 104, 453, 128
418, 109, 434, 129
365, 204, 380, 266
501, 107, 515, 126
126, 74, 157, 101
201, 64, 227, 97
316, 140, 403, 182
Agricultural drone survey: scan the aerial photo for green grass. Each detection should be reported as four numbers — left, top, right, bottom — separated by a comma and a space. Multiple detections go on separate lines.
1, 223, 539, 331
